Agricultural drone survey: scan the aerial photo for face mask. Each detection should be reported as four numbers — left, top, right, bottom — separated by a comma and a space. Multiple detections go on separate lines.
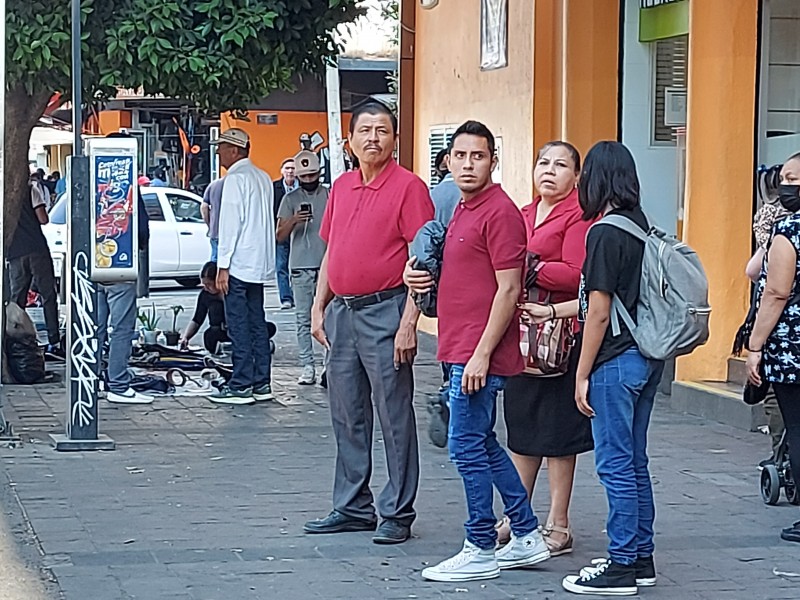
299, 180, 320, 192
778, 184, 800, 212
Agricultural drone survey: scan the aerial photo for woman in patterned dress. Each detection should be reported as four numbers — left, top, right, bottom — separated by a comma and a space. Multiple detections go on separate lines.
746, 151, 800, 543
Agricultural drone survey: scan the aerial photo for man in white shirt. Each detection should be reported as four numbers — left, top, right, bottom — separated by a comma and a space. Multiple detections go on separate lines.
211, 128, 276, 404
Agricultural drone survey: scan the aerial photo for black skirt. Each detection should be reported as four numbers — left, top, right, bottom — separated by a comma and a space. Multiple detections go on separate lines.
503, 345, 593, 457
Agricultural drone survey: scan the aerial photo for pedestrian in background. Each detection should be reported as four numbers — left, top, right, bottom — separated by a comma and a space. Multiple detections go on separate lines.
274, 157, 297, 309
746, 151, 800, 544
276, 150, 329, 385
431, 147, 460, 226
212, 128, 276, 405
303, 100, 433, 545
7, 172, 62, 356
405, 121, 550, 583
202, 177, 225, 262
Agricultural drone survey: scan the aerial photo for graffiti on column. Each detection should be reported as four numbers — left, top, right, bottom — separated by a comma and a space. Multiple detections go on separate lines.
70, 251, 98, 429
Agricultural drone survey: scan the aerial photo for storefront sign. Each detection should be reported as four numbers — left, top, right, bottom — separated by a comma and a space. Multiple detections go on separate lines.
640, 0, 688, 42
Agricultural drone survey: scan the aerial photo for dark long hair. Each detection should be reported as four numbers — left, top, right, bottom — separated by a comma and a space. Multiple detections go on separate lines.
200, 261, 217, 280
578, 141, 641, 221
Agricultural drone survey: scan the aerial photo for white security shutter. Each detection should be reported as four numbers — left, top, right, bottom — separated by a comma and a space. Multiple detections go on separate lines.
428, 126, 457, 186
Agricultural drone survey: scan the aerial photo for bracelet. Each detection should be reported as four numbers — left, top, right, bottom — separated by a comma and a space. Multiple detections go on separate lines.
549, 305, 556, 322
747, 345, 763, 353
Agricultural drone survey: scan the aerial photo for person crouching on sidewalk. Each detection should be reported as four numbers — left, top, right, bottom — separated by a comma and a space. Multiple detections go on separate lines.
405, 120, 550, 583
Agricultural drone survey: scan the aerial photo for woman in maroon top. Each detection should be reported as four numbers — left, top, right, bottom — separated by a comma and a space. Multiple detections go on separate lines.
498, 142, 593, 556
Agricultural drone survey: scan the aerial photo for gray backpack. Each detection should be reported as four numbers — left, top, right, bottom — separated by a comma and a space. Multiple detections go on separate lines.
594, 214, 711, 361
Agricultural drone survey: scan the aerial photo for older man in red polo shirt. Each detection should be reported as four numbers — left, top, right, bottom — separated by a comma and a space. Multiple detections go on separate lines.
406, 121, 550, 582
303, 100, 434, 545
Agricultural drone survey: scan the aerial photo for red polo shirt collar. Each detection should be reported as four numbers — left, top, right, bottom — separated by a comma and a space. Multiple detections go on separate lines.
351, 159, 399, 191
460, 183, 501, 210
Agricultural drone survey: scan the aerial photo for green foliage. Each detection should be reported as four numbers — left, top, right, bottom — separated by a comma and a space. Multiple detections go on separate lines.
137, 303, 161, 331
8, 0, 364, 112
168, 305, 185, 333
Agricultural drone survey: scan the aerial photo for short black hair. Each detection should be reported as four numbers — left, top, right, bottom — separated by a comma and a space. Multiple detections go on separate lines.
349, 100, 398, 135
578, 141, 641, 221
537, 141, 581, 173
434, 148, 449, 175
449, 120, 496, 156
200, 261, 217, 280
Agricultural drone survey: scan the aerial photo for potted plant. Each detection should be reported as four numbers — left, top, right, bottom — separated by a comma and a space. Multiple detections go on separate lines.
164, 305, 184, 346
137, 303, 160, 345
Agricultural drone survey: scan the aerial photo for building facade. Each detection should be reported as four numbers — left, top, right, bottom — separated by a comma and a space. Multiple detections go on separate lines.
404, 0, 800, 422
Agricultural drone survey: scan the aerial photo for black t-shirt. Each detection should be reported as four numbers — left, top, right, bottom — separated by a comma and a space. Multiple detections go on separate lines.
8, 187, 49, 260
192, 290, 226, 328
579, 205, 648, 368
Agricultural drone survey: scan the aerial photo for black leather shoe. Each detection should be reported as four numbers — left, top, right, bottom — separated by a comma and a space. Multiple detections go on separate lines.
303, 510, 377, 534
372, 519, 411, 544
781, 523, 800, 543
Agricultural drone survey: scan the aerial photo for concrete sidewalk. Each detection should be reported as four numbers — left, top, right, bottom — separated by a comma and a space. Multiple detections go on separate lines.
0, 298, 799, 599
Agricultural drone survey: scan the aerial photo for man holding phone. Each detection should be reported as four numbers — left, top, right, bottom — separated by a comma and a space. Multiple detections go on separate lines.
276, 150, 329, 385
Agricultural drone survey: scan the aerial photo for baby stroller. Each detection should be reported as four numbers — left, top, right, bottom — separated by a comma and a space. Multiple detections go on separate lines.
760, 431, 800, 505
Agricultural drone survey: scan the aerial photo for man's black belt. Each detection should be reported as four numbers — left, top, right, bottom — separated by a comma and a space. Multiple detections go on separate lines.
337, 285, 406, 310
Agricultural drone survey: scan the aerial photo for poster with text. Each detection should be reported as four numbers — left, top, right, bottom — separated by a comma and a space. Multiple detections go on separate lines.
94, 155, 135, 269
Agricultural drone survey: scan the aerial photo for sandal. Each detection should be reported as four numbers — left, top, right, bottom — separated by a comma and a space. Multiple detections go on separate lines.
541, 522, 573, 556
494, 515, 511, 546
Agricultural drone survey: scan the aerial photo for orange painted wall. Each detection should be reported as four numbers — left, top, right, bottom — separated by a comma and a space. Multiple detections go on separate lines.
677, 0, 759, 381
88, 110, 132, 136
221, 110, 352, 179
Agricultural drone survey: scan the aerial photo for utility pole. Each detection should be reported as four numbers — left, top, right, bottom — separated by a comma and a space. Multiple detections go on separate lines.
50, 0, 114, 451
326, 61, 345, 184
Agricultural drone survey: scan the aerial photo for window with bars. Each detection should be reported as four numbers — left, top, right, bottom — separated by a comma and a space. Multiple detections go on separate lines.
640, 0, 682, 7
428, 126, 456, 186
652, 35, 688, 145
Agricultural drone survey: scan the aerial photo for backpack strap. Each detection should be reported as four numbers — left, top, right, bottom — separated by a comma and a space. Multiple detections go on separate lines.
593, 214, 648, 243
610, 295, 637, 338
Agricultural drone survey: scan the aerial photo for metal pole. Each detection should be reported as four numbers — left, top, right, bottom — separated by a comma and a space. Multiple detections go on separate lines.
326, 61, 345, 183
71, 0, 82, 156
51, 0, 113, 450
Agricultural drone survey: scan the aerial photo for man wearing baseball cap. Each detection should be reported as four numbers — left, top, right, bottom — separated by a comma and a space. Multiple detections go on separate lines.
210, 128, 277, 404
276, 150, 329, 385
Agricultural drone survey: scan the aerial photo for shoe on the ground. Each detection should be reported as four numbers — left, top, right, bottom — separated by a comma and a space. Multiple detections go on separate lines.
422, 540, 500, 582
298, 365, 316, 386
563, 559, 637, 596
281, 301, 294, 310
303, 510, 377, 534
781, 523, 800, 543
581, 556, 656, 587
253, 383, 274, 402
373, 519, 411, 545
496, 529, 550, 570
208, 386, 254, 405
542, 522, 574, 556
320, 369, 327, 389
107, 388, 154, 405
44, 344, 66, 361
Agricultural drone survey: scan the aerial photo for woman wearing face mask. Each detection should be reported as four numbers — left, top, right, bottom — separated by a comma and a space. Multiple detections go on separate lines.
497, 141, 594, 556
746, 151, 800, 544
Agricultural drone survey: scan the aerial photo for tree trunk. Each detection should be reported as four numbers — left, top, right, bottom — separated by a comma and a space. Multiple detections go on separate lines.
4, 84, 56, 251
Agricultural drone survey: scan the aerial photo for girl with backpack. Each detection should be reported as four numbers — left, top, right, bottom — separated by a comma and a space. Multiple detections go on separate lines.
560, 141, 664, 596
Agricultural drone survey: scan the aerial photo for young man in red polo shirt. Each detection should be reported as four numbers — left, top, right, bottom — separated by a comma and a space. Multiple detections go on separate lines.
406, 121, 550, 582
303, 100, 434, 544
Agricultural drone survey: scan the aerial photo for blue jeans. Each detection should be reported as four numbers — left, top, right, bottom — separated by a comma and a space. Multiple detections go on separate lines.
276, 241, 293, 305
210, 238, 218, 263
97, 282, 137, 393
590, 347, 664, 565
448, 365, 539, 550
224, 276, 272, 391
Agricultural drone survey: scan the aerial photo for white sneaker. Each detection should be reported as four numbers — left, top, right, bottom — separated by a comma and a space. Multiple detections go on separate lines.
298, 365, 316, 385
107, 389, 154, 405
496, 529, 550, 570
421, 540, 499, 582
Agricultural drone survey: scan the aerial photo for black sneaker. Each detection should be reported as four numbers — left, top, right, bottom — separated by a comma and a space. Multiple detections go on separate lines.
781, 522, 800, 543
581, 556, 656, 587
563, 559, 637, 596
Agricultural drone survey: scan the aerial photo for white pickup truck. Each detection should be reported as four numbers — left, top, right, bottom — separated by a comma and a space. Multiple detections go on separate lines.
44, 186, 211, 288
